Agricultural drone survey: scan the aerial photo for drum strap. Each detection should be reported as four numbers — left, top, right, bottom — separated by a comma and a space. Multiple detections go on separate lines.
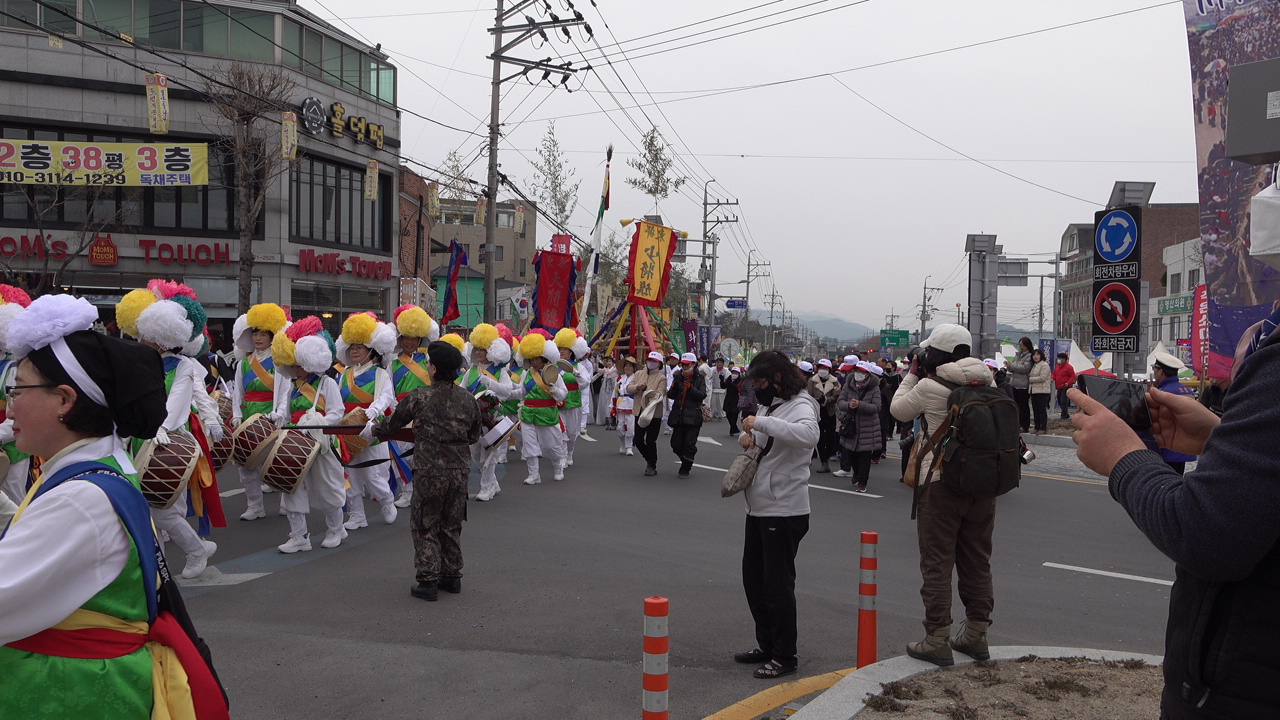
398, 354, 432, 387
529, 370, 552, 396
343, 368, 374, 404
249, 354, 275, 392
293, 378, 326, 413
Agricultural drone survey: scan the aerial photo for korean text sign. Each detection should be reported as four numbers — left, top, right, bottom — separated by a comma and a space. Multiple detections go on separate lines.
0, 141, 208, 186
626, 220, 677, 306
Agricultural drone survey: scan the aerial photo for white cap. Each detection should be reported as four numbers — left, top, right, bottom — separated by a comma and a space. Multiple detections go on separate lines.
647, 351, 664, 362
1152, 350, 1186, 371
817, 358, 832, 369
670, 352, 681, 360
920, 323, 972, 353
839, 354, 858, 371
983, 358, 1000, 369
798, 360, 814, 373
867, 362, 884, 376
730, 366, 741, 374
681, 352, 697, 363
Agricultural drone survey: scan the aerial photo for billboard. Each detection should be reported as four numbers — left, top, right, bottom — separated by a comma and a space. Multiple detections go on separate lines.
0, 140, 208, 186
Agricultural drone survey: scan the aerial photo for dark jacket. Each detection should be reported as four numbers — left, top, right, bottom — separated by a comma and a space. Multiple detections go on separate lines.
667, 369, 707, 427
1107, 337, 1280, 719
836, 376, 883, 452
723, 375, 741, 411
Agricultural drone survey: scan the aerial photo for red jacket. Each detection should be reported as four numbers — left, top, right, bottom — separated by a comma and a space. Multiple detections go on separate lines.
1052, 362, 1076, 389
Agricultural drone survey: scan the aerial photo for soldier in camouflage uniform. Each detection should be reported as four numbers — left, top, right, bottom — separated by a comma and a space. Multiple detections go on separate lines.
373, 340, 481, 601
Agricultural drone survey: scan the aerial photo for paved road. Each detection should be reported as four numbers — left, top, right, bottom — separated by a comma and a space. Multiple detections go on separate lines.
182, 420, 1174, 719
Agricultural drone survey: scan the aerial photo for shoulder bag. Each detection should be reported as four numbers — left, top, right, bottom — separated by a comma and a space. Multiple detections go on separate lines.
721, 407, 775, 497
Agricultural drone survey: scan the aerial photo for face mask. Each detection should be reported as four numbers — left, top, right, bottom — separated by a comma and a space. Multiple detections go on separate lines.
647, 360, 660, 371
682, 365, 694, 375
853, 372, 868, 382
817, 369, 830, 379
755, 383, 777, 406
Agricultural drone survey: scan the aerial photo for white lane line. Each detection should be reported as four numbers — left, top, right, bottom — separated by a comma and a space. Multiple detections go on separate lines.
697, 436, 723, 446
1043, 562, 1173, 586
580, 433, 597, 442
810, 484, 883, 499
176, 568, 270, 587
219, 488, 245, 497
685, 462, 730, 472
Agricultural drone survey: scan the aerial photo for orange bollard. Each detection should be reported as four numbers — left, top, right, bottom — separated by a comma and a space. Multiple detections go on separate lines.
643, 596, 669, 720
857, 531, 878, 668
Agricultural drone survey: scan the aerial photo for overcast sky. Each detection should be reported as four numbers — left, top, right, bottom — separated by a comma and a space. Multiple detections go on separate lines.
306, 0, 1198, 333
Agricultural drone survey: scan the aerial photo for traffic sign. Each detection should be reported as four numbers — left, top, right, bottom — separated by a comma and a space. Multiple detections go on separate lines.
725, 298, 747, 309
1094, 283, 1137, 334
1095, 209, 1138, 263
880, 329, 910, 348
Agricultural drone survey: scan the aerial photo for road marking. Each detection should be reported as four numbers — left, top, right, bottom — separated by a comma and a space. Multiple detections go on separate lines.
219, 488, 245, 497
883, 454, 1107, 486
1043, 562, 1172, 586
704, 667, 855, 720
687, 462, 729, 472
176, 567, 270, 588
698, 436, 723, 446
580, 433, 597, 442
810, 484, 883, 499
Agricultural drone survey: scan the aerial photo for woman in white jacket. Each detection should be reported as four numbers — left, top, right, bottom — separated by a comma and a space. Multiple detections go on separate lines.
734, 350, 820, 680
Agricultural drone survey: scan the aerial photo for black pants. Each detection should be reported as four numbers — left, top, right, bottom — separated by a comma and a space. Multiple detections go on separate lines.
1056, 387, 1071, 418
1014, 388, 1031, 431
840, 448, 874, 482
742, 514, 809, 668
817, 413, 838, 461
726, 406, 740, 434
634, 419, 662, 469
670, 423, 700, 465
1031, 393, 1049, 432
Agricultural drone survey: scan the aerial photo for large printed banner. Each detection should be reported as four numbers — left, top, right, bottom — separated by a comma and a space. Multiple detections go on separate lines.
532, 249, 580, 331
0, 141, 208, 186
627, 220, 677, 306
1183, 0, 1280, 378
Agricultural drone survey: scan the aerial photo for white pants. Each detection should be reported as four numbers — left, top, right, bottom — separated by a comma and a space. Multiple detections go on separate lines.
560, 407, 582, 460
281, 448, 346, 535
471, 441, 503, 498
287, 508, 344, 540
1, 457, 30, 504
521, 422, 565, 478
711, 389, 726, 418
238, 462, 265, 512
581, 389, 594, 426
617, 412, 635, 448
345, 441, 394, 519
152, 490, 204, 556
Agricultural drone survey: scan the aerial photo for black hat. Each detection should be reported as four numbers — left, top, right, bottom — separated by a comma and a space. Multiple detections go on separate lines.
426, 340, 465, 379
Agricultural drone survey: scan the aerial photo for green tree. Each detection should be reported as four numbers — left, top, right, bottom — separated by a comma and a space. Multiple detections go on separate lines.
624, 126, 687, 208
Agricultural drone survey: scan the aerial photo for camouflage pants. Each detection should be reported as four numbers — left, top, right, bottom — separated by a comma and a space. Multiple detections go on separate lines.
410, 469, 468, 584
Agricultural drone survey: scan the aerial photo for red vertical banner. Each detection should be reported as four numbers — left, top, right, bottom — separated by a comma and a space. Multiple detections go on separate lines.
1191, 283, 1209, 374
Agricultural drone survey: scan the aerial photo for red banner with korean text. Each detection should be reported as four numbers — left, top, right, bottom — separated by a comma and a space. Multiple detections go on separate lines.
626, 221, 677, 307
1191, 283, 1209, 374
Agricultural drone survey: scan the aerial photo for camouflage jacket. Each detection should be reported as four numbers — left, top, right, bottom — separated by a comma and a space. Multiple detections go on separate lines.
374, 382, 481, 471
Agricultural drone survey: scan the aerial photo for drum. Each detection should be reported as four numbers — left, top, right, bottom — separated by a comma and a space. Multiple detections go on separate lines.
136, 432, 201, 509
260, 429, 322, 494
231, 413, 279, 469
338, 407, 371, 457
211, 389, 233, 424
208, 435, 233, 471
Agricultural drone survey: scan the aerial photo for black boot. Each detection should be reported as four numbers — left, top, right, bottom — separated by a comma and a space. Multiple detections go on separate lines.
438, 577, 461, 594
411, 581, 438, 601
678, 460, 692, 478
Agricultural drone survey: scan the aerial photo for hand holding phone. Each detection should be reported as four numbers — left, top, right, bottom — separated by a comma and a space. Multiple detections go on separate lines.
1079, 376, 1152, 431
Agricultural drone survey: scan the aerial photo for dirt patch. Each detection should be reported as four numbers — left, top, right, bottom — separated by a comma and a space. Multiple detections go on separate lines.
1046, 418, 1076, 437
856, 656, 1162, 720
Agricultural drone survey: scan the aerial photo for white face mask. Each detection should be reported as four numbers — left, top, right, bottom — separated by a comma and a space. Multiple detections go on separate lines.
647, 360, 660, 371
853, 372, 868, 382
817, 369, 830, 379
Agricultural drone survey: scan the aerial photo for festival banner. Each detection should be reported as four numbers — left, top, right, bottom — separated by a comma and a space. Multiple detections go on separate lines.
627, 220, 678, 307
515, 205, 526, 235
1182, 0, 1280, 379
281, 111, 298, 159
1191, 283, 1209, 373
0, 140, 207, 186
532, 250, 580, 331
145, 73, 169, 134
473, 197, 487, 226
364, 160, 379, 201
426, 182, 440, 217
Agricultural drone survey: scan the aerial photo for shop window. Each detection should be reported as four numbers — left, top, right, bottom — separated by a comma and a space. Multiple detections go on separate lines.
290, 156, 389, 252
1169, 272, 1182, 295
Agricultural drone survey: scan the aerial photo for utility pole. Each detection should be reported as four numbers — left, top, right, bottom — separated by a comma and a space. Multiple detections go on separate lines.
917, 276, 945, 344
484, 1, 591, 322
766, 291, 782, 348
702, 180, 738, 326
885, 309, 900, 330
1037, 275, 1045, 340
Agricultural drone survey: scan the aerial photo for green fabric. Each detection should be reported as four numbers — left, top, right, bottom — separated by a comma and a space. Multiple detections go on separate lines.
240, 355, 275, 417
519, 371, 559, 426
498, 372, 521, 417
561, 367, 582, 409
290, 376, 324, 415
0, 454, 153, 718
392, 354, 430, 397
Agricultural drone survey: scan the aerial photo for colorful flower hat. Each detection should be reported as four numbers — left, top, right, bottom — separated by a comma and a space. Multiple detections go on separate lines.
271, 316, 335, 376
116, 279, 207, 351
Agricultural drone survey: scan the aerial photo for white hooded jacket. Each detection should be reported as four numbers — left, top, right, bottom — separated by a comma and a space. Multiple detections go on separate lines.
890, 357, 995, 468
743, 391, 820, 517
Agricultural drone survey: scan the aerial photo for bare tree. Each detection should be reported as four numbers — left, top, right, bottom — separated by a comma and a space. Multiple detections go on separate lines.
625, 127, 687, 208
438, 150, 472, 202
202, 63, 297, 314
0, 184, 127, 296
530, 120, 580, 228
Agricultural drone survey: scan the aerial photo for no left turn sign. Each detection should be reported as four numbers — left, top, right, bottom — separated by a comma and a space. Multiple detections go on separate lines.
1094, 282, 1137, 335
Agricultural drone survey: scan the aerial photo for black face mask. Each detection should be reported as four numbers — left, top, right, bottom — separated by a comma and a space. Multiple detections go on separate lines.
755, 383, 777, 406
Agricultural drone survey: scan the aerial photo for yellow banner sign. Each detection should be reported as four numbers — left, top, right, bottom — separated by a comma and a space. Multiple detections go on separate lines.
364, 160, 379, 201
145, 73, 170, 134
0, 141, 208, 186
281, 111, 298, 160
627, 221, 677, 306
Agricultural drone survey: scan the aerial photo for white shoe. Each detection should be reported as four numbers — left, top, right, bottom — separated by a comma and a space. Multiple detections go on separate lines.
261, 483, 276, 493
553, 464, 565, 481
625, 448, 634, 456
567, 456, 574, 466
278, 534, 312, 553
343, 514, 368, 530
523, 475, 541, 485
619, 445, 627, 455
320, 528, 347, 549
239, 507, 266, 521
278, 506, 287, 516
475, 490, 495, 502
579, 432, 591, 440
180, 540, 217, 579
394, 492, 412, 508
380, 504, 398, 524
832, 469, 852, 478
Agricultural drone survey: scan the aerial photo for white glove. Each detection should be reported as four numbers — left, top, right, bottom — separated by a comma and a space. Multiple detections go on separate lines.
153, 427, 171, 446
480, 373, 495, 388
359, 421, 375, 442
208, 424, 225, 443
230, 416, 242, 429
265, 412, 284, 426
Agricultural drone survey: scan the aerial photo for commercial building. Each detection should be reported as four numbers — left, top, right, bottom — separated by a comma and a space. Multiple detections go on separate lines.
0, 0, 401, 347
1148, 238, 1203, 352
429, 196, 536, 328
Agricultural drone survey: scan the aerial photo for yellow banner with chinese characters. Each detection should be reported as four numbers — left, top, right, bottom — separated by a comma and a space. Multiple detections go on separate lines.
627, 220, 677, 307
364, 160, 379, 201
281, 111, 298, 159
145, 73, 169, 134
0, 141, 207, 186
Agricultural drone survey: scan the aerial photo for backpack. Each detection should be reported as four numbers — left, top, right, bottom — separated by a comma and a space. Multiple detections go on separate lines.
918, 379, 1021, 506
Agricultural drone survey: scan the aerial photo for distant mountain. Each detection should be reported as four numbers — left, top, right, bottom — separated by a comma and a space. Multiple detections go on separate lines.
743, 310, 874, 342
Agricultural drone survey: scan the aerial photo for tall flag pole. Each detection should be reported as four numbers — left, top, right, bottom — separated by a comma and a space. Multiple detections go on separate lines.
578, 145, 611, 334
441, 240, 468, 325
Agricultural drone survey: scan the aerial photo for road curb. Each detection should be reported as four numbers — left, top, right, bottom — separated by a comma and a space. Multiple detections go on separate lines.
789, 646, 1164, 720
1021, 432, 1077, 449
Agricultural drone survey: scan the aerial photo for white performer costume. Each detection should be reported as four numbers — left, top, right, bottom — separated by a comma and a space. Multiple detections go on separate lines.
229, 303, 290, 520
614, 370, 635, 454
512, 334, 568, 484
461, 325, 515, 502
335, 314, 399, 529
597, 362, 618, 430
579, 355, 595, 428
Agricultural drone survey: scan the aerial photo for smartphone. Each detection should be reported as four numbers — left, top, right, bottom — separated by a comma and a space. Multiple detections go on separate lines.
1080, 375, 1152, 431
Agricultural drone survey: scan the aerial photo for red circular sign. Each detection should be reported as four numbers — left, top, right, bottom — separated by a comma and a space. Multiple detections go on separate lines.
1094, 282, 1137, 334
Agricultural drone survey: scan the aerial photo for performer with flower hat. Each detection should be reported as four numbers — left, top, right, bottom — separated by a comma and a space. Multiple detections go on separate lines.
0, 293, 229, 719
0, 284, 34, 505
230, 302, 289, 520
269, 317, 347, 553
512, 332, 567, 484
335, 312, 399, 529
387, 304, 439, 508
459, 323, 515, 501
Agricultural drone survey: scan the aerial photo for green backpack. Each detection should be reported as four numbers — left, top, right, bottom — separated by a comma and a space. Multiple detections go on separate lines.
917, 379, 1022, 510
